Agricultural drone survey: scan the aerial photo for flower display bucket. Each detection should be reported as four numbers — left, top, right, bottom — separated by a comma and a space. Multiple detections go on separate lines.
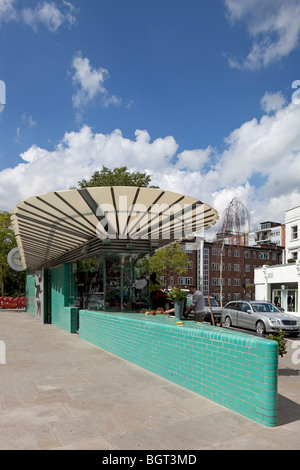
174, 300, 184, 320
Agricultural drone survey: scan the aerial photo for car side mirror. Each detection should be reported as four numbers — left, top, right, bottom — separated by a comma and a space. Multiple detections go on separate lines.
247, 309, 252, 314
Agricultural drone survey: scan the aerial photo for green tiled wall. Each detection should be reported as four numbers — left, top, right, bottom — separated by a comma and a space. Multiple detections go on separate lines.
26, 265, 77, 332
79, 311, 278, 427
50, 264, 77, 333
25, 272, 35, 316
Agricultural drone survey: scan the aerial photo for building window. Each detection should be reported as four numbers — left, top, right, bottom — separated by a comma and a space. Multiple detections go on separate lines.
203, 248, 209, 296
234, 264, 240, 272
245, 264, 250, 272
182, 244, 194, 253
212, 278, 225, 286
187, 261, 193, 270
291, 226, 298, 240
258, 252, 269, 260
212, 263, 225, 271
234, 278, 241, 286
234, 249, 240, 257
178, 277, 193, 285
234, 293, 241, 300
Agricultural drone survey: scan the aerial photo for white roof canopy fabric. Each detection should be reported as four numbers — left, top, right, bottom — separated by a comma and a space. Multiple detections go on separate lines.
11, 186, 219, 270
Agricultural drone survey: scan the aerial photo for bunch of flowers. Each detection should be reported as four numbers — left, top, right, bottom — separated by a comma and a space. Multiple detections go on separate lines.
140, 308, 164, 315
167, 287, 187, 302
152, 290, 167, 301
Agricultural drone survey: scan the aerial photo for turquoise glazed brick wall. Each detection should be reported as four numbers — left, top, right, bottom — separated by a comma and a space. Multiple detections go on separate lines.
79, 311, 278, 427
26, 272, 35, 316
50, 264, 77, 333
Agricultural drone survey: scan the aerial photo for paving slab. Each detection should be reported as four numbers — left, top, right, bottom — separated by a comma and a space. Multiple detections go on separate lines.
0, 310, 300, 450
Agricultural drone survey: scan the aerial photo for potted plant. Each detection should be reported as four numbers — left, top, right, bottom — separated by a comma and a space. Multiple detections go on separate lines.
168, 287, 187, 320
268, 329, 287, 358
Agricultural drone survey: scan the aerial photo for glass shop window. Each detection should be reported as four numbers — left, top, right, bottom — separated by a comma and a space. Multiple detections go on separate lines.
73, 253, 150, 312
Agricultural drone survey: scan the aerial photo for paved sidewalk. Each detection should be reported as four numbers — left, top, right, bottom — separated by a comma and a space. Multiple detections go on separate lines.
0, 310, 300, 450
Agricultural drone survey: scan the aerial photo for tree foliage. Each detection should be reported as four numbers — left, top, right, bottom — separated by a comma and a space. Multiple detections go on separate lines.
0, 211, 24, 296
77, 166, 159, 188
0, 211, 15, 261
149, 243, 189, 289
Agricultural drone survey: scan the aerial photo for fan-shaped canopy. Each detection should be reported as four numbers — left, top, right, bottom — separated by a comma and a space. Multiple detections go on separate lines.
11, 186, 219, 270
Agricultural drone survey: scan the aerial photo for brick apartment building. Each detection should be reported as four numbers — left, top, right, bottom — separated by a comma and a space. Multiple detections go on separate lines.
228, 221, 285, 249
170, 239, 283, 304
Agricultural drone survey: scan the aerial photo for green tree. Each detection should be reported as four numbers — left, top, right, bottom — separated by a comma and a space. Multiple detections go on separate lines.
77, 166, 159, 188
0, 211, 17, 296
149, 243, 189, 289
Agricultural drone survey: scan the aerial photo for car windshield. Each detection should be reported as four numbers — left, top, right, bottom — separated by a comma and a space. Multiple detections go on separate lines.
204, 297, 218, 307
251, 302, 281, 313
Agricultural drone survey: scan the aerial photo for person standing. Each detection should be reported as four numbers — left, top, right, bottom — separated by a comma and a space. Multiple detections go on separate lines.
183, 285, 205, 321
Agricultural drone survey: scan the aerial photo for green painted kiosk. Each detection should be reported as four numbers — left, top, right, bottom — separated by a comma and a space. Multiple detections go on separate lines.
10, 186, 280, 427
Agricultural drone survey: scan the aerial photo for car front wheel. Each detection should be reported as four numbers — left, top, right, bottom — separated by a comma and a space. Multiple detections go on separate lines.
224, 316, 232, 328
256, 320, 266, 336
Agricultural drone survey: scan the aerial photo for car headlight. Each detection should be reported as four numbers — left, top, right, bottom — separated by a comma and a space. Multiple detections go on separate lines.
269, 318, 281, 326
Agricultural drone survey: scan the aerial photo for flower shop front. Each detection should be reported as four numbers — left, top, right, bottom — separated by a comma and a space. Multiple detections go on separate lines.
10, 186, 281, 426
11, 186, 218, 327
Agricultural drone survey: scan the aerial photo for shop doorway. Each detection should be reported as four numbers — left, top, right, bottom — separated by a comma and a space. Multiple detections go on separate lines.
287, 289, 298, 313
272, 289, 282, 309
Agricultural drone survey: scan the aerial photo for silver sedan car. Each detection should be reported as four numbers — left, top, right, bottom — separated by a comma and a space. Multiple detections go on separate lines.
222, 300, 300, 336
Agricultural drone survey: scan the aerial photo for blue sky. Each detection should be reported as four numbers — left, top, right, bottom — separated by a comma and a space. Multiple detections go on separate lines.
1, 0, 300, 233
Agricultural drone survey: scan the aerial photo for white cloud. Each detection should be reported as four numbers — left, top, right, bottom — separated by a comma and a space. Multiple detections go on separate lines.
261, 92, 286, 114
0, 0, 77, 31
14, 114, 37, 142
2, 91, 300, 234
175, 147, 213, 170
0, 126, 178, 211
22, 113, 37, 128
224, 0, 300, 69
0, 0, 17, 23
22, 1, 76, 32
71, 53, 121, 110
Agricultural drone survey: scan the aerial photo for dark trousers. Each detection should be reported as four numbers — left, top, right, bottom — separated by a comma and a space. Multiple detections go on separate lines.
194, 311, 205, 322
